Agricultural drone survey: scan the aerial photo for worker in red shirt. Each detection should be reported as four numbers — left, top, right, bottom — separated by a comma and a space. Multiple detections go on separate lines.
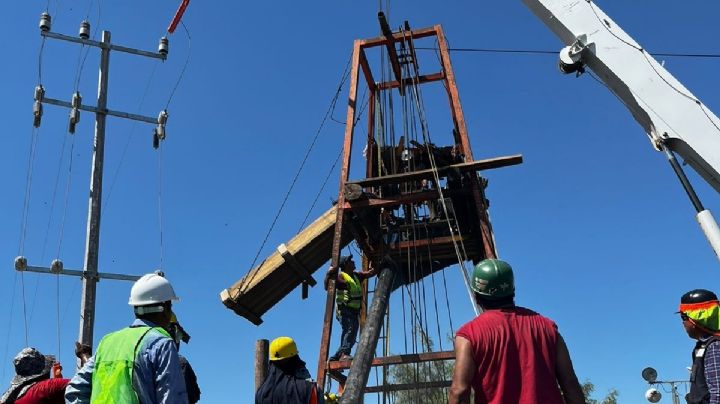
0, 347, 68, 404
449, 259, 584, 404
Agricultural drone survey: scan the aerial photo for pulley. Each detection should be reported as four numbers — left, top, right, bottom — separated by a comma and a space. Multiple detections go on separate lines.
68, 91, 82, 134
158, 36, 169, 56
39, 12, 51, 32
78, 20, 91, 40
33, 85, 45, 128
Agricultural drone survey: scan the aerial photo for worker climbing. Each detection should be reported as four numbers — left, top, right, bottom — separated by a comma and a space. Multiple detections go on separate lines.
65, 271, 189, 404
255, 336, 324, 404
324, 255, 377, 362
449, 259, 584, 404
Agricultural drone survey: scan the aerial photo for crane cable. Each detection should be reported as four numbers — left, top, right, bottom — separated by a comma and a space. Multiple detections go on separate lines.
237, 53, 353, 293
399, 26, 476, 316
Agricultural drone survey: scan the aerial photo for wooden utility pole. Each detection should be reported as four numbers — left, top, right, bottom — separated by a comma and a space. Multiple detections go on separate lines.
255, 339, 269, 391
15, 14, 170, 354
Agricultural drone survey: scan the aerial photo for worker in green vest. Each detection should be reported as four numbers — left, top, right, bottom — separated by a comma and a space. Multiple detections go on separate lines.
324, 255, 377, 362
65, 271, 189, 404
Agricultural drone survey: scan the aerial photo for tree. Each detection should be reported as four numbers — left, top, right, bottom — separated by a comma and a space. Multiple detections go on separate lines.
582, 380, 619, 404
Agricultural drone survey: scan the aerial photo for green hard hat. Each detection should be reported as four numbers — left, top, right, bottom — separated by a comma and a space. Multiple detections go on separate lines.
471, 259, 515, 299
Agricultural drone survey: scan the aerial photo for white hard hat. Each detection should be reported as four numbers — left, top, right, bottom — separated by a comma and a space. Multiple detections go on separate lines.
128, 272, 180, 307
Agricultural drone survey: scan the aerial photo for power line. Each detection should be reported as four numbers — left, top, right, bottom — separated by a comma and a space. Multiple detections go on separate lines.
415, 46, 720, 59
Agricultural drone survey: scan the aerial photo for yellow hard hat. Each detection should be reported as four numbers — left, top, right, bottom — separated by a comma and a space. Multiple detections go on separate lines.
269, 336, 298, 361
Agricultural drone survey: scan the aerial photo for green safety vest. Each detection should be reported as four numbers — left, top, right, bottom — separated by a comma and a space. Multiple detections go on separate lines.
90, 326, 171, 404
336, 272, 362, 310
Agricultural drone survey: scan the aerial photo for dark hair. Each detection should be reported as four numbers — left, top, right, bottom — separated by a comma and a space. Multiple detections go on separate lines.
475, 293, 515, 310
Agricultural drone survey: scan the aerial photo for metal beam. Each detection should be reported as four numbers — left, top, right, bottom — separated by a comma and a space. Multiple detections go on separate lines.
40, 97, 157, 124
41, 30, 167, 60
329, 350, 455, 371
348, 155, 523, 188
378, 72, 445, 90
18, 265, 141, 281
364, 380, 452, 394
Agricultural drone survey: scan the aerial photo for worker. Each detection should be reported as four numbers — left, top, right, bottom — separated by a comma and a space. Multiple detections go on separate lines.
0, 347, 68, 404
168, 314, 201, 404
678, 289, 720, 404
324, 255, 378, 361
65, 271, 189, 404
255, 336, 324, 404
449, 259, 584, 404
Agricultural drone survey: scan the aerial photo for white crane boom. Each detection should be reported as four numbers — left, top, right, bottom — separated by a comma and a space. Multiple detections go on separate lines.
523, 0, 720, 193
523, 0, 720, 262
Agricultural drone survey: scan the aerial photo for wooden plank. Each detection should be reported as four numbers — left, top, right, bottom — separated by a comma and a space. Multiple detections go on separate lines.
342, 189, 470, 210
348, 155, 523, 188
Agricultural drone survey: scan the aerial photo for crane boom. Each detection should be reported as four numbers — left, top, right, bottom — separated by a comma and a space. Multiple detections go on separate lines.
523, 0, 720, 193
523, 0, 720, 262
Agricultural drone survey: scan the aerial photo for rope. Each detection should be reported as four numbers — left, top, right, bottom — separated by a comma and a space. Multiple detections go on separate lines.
2, 273, 19, 380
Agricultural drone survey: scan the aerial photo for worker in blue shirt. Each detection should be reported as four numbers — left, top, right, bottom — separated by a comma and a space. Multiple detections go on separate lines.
65, 272, 189, 404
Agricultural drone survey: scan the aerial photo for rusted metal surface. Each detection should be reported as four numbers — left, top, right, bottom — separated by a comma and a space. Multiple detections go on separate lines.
377, 72, 444, 90
348, 155, 522, 188
254, 339, 269, 391
329, 350, 455, 371
358, 26, 437, 48
436, 25, 497, 259
364, 380, 452, 394
317, 38, 363, 390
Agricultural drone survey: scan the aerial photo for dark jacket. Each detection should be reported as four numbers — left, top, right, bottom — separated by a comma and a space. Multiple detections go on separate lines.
687, 336, 720, 404
255, 357, 323, 404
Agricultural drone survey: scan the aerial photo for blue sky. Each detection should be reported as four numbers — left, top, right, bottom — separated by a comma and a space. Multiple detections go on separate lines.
1, 1, 719, 402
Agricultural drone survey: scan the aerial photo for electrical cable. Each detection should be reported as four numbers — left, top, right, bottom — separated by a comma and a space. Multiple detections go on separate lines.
157, 144, 165, 269
415, 46, 720, 59
164, 21, 191, 110
238, 54, 353, 291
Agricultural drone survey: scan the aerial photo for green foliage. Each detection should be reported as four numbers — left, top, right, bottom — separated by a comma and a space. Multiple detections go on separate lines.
582, 380, 619, 404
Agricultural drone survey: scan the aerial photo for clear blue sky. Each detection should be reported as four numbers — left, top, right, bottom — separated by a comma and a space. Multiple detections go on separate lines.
2, 1, 719, 402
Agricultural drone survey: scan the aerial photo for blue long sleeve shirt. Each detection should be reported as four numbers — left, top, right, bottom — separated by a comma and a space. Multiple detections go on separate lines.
705, 339, 720, 404
65, 319, 189, 404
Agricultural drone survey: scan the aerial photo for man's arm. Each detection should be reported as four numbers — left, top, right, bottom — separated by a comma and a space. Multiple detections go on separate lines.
64, 356, 95, 404
151, 338, 189, 404
704, 341, 720, 404
555, 334, 584, 404
449, 335, 474, 404
356, 262, 379, 281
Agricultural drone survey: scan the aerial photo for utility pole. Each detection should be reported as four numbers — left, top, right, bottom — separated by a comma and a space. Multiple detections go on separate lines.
15, 13, 171, 353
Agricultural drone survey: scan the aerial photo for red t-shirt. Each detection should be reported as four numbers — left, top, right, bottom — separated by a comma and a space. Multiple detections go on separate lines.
456, 307, 564, 404
15, 378, 69, 404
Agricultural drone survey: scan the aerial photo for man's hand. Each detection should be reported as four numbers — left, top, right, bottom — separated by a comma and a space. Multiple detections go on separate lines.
75, 341, 92, 366
324, 266, 339, 290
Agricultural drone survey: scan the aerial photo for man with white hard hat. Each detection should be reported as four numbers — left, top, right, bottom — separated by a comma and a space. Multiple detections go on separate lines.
65, 271, 189, 404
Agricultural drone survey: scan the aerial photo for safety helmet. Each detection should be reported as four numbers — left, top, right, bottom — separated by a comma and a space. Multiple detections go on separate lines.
338, 255, 352, 267
269, 336, 298, 361
470, 259, 515, 299
681, 289, 718, 304
128, 272, 179, 307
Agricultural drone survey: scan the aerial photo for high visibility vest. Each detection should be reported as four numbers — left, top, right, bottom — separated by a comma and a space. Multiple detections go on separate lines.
91, 326, 171, 404
336, 272, 362, 310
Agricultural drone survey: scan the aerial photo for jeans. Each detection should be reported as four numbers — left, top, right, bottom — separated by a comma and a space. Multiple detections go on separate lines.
334, 305, 360, 357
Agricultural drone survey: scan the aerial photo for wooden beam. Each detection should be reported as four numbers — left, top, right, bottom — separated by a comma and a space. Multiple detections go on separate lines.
348, 154, 523, 188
